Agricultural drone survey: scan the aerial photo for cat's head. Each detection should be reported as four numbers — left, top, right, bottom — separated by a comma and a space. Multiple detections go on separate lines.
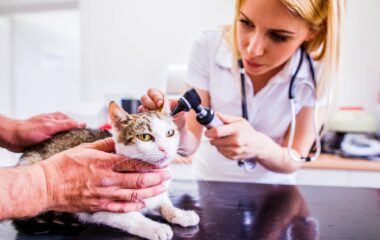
108, 97, 179, 167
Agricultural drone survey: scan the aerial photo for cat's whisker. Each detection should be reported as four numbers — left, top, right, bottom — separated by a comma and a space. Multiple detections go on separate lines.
112, 152, 175, 169
173, 155, 192, 167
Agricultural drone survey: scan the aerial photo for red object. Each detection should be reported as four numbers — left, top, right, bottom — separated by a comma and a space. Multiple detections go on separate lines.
339, 106, 363, 111
99, 123, 112, 130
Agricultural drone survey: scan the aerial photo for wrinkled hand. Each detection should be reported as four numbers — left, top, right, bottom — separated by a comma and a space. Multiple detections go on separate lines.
139, 88, 187, 131
39, 138, 170, 213
205, 112, 266, 160
8, 112, 86, 152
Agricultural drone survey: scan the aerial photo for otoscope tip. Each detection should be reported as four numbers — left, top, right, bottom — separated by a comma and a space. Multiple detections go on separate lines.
170, 104, 185, 116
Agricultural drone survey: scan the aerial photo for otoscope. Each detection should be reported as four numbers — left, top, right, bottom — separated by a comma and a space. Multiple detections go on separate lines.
170, 89, 224, 128
171, 89, 256, 172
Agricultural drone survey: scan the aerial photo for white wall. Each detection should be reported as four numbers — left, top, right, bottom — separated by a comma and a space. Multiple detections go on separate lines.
0, 0, 77, 13
80, 0, 234, 101
81, 0, 380, 129
338, 0, 380, 122
12, 10, 80, 118
0, 15, 11, 115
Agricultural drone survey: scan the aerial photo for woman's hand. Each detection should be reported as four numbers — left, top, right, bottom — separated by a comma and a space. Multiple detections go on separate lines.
6, 112, 86, 152
205, 112, 269, 160
139, 88, 187, 131
40, 138, 170, 213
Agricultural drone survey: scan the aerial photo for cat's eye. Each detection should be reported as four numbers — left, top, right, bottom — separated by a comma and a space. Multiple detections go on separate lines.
166, 129, 175, 137
137, 134, 154, 142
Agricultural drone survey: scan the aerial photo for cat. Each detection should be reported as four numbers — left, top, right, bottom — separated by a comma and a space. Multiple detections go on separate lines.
18, 99, 200, 240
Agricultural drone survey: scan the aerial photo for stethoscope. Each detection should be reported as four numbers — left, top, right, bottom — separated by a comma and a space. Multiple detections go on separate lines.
237, 47, 322, 172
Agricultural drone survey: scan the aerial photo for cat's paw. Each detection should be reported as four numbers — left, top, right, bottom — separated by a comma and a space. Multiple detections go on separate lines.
147, 223, 173, 240
171, 210, 200, 227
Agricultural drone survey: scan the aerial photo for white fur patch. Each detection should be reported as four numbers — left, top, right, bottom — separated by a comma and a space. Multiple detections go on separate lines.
114, 114, 179, 167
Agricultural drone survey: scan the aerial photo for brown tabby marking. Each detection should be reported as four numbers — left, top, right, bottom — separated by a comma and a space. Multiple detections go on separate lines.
114, 112, 168, 146
19, 129, 111, 165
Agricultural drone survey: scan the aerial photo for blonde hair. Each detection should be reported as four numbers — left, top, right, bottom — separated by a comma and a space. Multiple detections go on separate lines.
227, 0, 344, 100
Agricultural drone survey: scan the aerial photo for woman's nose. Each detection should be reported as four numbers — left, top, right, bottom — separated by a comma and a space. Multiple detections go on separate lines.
247, 34, 265, 57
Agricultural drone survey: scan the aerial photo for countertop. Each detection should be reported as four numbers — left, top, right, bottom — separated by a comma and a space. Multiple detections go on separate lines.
174, 154, 380, 172
1, 180, 380, 240
302, 154, 380, 171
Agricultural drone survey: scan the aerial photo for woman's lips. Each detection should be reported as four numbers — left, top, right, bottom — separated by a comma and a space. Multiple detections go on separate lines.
244, 59, 264, 68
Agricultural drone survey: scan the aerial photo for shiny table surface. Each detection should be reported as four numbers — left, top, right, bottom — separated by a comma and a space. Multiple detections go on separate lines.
1, 180, 380, 240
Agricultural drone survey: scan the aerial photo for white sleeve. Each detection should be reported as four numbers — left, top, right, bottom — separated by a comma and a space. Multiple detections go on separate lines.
302, 62, 328, 107
185, 31, 211, 91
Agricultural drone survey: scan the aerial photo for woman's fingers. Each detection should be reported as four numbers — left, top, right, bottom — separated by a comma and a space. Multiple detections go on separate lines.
205, 124, 238, 138
140, 95, 157, 110
138, 105, 149, 113
140, 88, 165, 110
147, 88, 164, 107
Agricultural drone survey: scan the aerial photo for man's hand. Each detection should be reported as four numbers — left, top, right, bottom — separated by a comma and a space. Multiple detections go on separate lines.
40, 138, 170, 213
0, 138, 170, 220
4, 112, 85, 152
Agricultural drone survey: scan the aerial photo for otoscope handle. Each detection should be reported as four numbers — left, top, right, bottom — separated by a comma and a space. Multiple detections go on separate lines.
205, 116, 224, 129
196, 108, 224, 129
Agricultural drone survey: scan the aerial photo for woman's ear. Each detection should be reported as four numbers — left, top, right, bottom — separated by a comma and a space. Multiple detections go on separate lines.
305, 26, 322, 41
108, 101, 130, 127
158, 94, 171, 116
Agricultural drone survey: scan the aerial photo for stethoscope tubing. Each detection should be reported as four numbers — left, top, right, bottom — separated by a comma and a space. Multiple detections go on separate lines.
238, 47, 321, 172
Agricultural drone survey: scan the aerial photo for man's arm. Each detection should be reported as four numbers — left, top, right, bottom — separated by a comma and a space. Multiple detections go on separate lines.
0, 115, 18, 151
0, 138, 170, 220
0, 113, 85, 153
0, 164, 48, 219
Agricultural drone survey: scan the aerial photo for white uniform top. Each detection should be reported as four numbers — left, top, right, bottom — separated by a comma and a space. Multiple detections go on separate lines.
185, 28, 321, 184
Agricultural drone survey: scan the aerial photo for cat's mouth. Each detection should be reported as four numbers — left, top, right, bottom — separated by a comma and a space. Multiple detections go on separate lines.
142, 156, 169, 167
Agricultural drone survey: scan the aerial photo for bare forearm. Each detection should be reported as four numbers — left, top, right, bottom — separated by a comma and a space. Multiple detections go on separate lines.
255, 133, 302, 173
0, 165, 49, 220
177, 125, 201, 156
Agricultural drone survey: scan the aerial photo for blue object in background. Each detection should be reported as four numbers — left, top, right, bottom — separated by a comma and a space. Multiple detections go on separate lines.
121, 98, 141, 114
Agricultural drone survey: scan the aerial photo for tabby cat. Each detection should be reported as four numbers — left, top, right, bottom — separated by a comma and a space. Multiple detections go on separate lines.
18, 99, 199, 240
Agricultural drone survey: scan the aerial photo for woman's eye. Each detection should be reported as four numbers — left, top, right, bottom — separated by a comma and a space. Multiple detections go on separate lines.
270, 33, 289, 43
166, 129, 175, 137
239, 19, 254, 29
137, 134, 153, 141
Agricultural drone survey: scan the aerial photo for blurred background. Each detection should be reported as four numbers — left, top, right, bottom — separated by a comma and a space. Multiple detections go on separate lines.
0, 0, 379, 187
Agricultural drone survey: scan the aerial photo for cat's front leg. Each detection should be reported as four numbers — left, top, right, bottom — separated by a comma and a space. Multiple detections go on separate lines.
160, 197, 200, 227
78, 212, 173, 240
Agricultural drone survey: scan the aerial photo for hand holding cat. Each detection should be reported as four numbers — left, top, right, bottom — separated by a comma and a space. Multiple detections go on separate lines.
140, 88, 187, 131
39, 137, 170, 214
205, 112, 272, 161
5, 112, 86, 152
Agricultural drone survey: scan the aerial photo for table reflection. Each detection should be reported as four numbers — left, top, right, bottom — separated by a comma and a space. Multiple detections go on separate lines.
2, 180, 327, 240
170, 181, 319, 240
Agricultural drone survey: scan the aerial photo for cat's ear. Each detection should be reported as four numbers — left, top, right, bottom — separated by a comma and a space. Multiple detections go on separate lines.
109, 101, 130, 126
158, 94, 171, 116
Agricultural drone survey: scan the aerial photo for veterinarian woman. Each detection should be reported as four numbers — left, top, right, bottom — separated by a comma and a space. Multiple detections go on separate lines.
141, 0, 343, 184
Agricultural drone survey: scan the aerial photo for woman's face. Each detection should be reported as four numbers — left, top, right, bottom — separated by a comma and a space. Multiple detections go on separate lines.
237, 0, 315, 78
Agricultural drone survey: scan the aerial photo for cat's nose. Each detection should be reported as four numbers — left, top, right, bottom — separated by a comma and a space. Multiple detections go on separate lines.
158, 146, 166, 154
